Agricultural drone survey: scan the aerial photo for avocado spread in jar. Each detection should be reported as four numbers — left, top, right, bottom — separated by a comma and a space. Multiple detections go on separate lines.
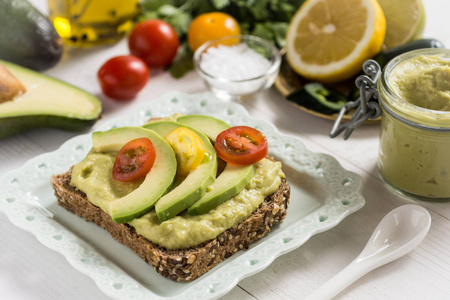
379, 50, 450, 198
389, 54, 450, 111
71, 154, 284, 249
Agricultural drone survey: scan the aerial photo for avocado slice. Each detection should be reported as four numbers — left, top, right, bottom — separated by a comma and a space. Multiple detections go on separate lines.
92, 126, 177, 223
177, 115, 256, 215
0, 60, 101, 139
143, 120, 218, 222
177, 114, 231, 141
188, 164, 255, 215
0, 0, 63, 71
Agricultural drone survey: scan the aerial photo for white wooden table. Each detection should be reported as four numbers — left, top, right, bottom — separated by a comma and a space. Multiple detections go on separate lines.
1, 1, 450, 299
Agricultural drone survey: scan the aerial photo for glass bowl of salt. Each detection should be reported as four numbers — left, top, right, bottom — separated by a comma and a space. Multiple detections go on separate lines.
193, 35, 282, 101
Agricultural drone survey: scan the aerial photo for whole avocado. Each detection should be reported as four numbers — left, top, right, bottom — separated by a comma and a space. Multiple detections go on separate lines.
0, 0, 63, 71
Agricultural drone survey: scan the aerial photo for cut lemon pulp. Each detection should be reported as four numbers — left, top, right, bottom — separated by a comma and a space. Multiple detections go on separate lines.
377, 0, 425, 49
286, 0, 386, 83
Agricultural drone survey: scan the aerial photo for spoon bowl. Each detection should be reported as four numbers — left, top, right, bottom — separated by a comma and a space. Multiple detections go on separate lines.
359, 204, 431, 264
307, 204, 431, 300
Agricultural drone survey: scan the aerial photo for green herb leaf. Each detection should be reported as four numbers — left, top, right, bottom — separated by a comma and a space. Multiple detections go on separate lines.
140, 0, 168, 11
169, 43, 194, 78
167, 12, 192, 36
211, 0, 230, 10
158, 4, 180, 17
140, 0, 306, 77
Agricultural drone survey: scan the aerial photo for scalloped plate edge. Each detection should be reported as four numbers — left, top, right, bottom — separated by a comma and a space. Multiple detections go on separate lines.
0, 91, 365, 300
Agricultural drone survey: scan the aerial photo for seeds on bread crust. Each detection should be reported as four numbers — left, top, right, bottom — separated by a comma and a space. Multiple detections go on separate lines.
51, 169, 290, 282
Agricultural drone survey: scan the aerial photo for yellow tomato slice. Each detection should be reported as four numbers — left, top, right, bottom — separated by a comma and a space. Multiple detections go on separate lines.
165, 127, 206, 176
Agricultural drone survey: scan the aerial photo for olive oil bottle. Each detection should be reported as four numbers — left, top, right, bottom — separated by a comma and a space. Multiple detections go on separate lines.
47, 0, 140, 47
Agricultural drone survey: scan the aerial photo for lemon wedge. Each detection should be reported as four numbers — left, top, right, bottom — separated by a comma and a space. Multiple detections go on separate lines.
286, 0, 386, 83
377, 0, 425, 49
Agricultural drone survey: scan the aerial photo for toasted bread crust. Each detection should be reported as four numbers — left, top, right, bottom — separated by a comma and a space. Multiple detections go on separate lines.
51, 169, 290, 282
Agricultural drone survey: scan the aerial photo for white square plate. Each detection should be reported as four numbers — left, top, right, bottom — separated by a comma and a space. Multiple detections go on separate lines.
0, 92, 365, 300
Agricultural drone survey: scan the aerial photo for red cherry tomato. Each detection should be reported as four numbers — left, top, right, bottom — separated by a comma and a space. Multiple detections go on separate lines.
128, 20, 179, 68
214, 126, 268, 165
97, 55, 149, 100
112, 138, 156, 182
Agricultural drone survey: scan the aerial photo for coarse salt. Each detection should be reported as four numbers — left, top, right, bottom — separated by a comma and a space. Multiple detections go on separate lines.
200, 43, 271, 80
198, 43, 274, 96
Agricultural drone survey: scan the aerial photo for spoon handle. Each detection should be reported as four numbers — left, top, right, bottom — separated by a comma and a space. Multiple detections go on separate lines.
306, 260, 371, 300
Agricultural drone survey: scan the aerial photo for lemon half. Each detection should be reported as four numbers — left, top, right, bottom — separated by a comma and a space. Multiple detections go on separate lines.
286, 0, 386, 83
377, 0, 425, 49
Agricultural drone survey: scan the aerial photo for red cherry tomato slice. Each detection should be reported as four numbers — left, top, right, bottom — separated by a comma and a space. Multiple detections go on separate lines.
214, 126, 268, 165
112, 138, 156, 182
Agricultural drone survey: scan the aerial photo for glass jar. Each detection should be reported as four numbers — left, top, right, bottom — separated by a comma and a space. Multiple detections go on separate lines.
47, 0, 140, 47
378, 48, 450, 200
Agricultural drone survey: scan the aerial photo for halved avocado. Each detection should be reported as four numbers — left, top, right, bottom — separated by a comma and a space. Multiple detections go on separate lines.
143, 120, 218, 222
0, 60, 101, 139
92, 126, 177, 223
0, 0, 63, 71
177, 115, 256, 215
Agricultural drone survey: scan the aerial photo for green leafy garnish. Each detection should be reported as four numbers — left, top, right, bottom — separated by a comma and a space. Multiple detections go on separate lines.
140, 0, 306, 78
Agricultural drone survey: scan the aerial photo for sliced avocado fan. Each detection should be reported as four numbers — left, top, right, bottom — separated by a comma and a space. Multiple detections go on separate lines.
143, 120, 218, 222
92, 126, 177, 223
177, 115, 256, 215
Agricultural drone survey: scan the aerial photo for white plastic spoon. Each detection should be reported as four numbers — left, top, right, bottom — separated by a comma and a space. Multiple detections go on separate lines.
307, 204, 431, 300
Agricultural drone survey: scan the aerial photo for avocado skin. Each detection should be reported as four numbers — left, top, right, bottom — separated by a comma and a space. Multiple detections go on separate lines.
0, 115, 98, 139
0, 0, 63, 71
0, 60, 101, 139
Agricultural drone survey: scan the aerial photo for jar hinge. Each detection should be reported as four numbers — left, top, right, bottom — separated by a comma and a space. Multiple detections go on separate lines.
330, 59, 382, 140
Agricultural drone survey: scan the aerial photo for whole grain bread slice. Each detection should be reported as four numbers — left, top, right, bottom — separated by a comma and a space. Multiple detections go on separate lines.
50, 169, 290, 282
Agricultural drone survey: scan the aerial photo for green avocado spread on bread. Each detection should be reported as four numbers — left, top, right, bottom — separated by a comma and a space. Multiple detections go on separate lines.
69, 114, 285, 250
71, 156, 283, 249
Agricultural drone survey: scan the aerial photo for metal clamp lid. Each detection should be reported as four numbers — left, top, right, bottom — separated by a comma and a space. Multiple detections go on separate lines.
329, 60, 382, 140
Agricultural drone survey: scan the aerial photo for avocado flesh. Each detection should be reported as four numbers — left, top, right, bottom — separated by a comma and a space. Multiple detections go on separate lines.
177, 114, 231, 141
0, 0, 63, 71
143, 120, 218, 222
177, 115, 256, 215
91, 127, 177, 223
188, 164, 255, 215
0, 60, 101, 138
